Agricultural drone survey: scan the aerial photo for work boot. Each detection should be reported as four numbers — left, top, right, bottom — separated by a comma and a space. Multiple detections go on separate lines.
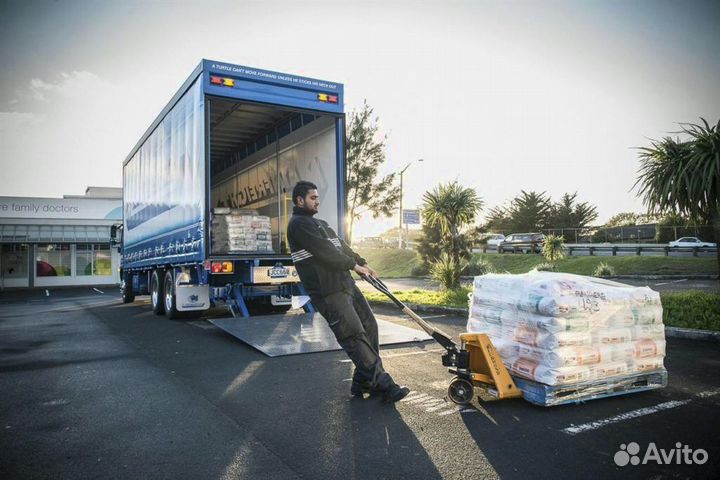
382, 383, 411, 403
350, 379, 372, 397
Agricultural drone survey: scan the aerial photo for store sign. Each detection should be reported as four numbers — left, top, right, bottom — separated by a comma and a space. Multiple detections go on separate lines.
0, 197, 121, 220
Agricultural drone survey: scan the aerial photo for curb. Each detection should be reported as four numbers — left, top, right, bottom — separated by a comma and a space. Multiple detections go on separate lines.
605, 275, 718, 280
459, 275, 718, 281
367, 300, 720, 343
368, 299, 468, 316
665, 326, 720, 343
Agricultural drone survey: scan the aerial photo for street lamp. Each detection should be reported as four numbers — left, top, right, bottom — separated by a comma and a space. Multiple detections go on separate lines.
398, 158, 424, 249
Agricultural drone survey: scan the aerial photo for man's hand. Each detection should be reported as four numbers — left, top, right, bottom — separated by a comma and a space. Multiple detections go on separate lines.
365, 265, 379, 278
353, 264, 370, 277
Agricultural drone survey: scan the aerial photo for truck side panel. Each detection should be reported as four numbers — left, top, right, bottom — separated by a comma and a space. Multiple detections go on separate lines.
123, 78, 206, 269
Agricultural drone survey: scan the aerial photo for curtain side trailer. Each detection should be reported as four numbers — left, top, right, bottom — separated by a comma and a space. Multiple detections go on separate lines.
114, 59, 345, 318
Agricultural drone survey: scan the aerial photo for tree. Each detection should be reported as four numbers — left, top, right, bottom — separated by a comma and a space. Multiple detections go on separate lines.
634, 118, 720, 277
416, 220, 472, 268
481, 205, 513, 234
604, 212, 659, 227
546, 192, 599, 229
507, 190, 552, 232
542, 234, 566, 263
422, 182, 483, 266
345, 101, 400, 243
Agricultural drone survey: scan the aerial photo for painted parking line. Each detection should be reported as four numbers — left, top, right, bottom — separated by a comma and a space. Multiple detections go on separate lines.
93, 288, 105, 294
562, 389, 720, 435
400, 391, 479, 417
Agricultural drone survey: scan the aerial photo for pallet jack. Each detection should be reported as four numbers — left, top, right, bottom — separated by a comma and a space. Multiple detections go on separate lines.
362, 275, 523, 405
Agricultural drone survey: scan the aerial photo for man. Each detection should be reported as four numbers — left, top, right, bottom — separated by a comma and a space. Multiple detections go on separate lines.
287, 180, 410, 403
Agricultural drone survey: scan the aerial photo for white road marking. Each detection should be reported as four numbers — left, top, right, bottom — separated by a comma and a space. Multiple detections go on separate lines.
475, 404, 498, 425
403, 394, 432, 404
93, 288, 104, 294
562, 400, 691, 435
45, 290, 50, 297
385, 426, 390, 446
562, 388, 720, 435
342, 378, 353, 382
696, 388, 720, 398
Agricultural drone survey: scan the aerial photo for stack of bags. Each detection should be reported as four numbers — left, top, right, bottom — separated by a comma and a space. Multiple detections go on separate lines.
211, 208, 273, 253
467, 271, 666, 401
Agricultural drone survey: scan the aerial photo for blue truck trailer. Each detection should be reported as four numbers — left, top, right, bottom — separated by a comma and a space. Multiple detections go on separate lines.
114, 59, 345, 320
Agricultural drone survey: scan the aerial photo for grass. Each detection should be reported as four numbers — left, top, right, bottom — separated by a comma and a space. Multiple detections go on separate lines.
354, 248, 422, 278
366, 288, 720, 332
355, 247, 717, 277
471, 253, 718, 276
364, 287, 471, 309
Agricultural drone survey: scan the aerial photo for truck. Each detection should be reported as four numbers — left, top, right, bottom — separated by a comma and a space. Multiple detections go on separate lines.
113, 59, 345, 320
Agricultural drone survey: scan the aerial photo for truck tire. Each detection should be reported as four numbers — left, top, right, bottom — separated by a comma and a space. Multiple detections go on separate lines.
121, 277, 135, 304
151, 270, 165, 315
163, 270, 182, 320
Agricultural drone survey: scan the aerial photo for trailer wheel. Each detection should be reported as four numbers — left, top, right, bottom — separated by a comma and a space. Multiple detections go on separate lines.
151, 270, 165, 315
448, 377, 474, 405
163, 270, 181, 320
121, 277, 135, 304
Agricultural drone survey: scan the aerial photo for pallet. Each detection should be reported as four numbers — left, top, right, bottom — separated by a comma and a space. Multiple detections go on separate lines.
513, 369, 668, 407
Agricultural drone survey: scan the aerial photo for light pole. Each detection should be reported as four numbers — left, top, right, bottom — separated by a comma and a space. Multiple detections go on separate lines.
398, 158, 424, 249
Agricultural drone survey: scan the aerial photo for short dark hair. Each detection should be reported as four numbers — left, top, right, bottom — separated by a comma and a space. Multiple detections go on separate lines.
292, 181, 318, 205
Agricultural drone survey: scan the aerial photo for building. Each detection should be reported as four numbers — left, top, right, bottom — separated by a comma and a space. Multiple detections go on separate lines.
0, 187, 122, 288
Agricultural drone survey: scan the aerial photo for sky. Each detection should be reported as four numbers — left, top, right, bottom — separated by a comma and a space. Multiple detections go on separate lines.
1, 0, 719, 237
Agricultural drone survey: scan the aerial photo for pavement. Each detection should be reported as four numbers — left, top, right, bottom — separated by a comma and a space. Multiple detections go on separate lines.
1, 287, 719, 479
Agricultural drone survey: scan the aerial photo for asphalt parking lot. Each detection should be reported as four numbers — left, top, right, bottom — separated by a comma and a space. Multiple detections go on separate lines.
1, 287, 718, 479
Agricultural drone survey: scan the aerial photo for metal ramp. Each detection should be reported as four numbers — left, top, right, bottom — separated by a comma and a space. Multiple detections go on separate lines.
208, 312, 432, 357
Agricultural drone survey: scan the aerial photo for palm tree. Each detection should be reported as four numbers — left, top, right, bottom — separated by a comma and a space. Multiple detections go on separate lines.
422, 182, 484, 265
542, 234, 566, 263
634, 118, 720, 278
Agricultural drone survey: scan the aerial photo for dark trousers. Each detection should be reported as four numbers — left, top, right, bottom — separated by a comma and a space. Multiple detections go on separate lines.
311, 284, 393, 390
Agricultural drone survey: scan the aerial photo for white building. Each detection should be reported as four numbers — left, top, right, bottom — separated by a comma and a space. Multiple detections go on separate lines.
0, 187, 122, 288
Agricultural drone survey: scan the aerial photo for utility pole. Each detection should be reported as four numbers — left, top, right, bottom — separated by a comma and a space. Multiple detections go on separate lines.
398, 158, 423, 248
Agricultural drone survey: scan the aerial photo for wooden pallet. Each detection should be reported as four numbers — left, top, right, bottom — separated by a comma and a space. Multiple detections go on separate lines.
513, 369, 668, 407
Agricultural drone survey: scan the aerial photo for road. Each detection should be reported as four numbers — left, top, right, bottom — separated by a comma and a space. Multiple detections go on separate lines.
1, 288, 719, 479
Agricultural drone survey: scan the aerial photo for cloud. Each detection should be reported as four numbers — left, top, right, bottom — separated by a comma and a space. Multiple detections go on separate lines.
0, 71, 130, 197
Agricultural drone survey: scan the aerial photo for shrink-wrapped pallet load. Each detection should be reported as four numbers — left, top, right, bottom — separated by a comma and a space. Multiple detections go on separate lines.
211, 208, 274, 254
467, 271, 667, 406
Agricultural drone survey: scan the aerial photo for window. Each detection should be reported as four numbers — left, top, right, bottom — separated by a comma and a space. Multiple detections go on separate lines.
36, 244, 71, 276
1, 244, 28, 278
93, 244, 111, 275
76, 244, 93, 276
76, 243, 112, 276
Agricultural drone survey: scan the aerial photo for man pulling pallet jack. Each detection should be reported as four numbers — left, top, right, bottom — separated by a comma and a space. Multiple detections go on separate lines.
287, 181, 411, 403
288, 180, 521, 406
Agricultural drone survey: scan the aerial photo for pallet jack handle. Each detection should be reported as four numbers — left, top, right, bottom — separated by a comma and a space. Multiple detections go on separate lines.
361, 274, 458, 352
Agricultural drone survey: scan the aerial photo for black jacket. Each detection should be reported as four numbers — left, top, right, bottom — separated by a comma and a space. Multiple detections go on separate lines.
287, 206, 366, 297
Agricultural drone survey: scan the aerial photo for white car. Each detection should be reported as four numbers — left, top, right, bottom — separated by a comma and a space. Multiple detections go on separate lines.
485, 234, 506, 248
668, 237, 716, 248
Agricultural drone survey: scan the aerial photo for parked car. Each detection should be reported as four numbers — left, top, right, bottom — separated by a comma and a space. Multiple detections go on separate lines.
486, 234, 506, 248
668, 237, 716, 248
498, 233, 545, 254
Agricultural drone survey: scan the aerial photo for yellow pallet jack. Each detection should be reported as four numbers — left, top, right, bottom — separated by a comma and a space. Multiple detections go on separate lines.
363, 275, 523, 405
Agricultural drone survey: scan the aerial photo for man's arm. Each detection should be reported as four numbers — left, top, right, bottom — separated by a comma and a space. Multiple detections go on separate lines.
338, 237, 367, 266
337, 236, 380, 277
290, 218, 357, 271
